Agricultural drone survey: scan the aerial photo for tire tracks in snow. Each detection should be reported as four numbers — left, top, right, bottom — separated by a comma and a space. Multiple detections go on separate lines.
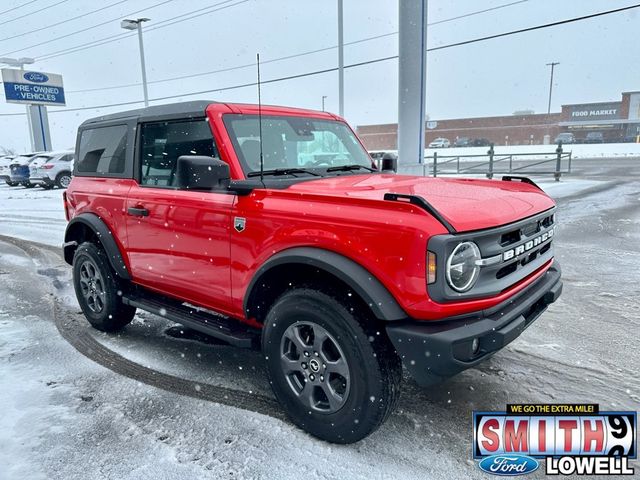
0, 235, 287, 423
53, 303, 286, 421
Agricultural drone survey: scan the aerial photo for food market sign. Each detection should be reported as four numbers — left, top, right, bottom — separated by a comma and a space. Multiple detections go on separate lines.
1, 69, 66, 106
569, 102, 620, 121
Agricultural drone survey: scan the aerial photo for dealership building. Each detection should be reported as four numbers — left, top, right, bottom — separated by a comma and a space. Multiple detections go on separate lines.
357, 90, 640, 149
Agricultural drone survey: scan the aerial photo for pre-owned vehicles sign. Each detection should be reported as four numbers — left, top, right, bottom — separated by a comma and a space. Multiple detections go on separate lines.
1, 69, 66, 106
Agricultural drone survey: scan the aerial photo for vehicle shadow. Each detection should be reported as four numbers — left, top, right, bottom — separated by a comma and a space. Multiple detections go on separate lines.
81, 307, 519, 423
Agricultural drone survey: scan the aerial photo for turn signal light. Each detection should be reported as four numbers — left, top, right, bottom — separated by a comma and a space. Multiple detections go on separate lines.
427, 251, 437, 284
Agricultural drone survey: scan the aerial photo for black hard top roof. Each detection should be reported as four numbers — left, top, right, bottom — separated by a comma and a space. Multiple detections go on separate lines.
80, 100, 216, 127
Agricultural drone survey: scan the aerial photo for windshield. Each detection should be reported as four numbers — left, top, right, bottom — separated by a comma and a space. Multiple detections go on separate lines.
223, 114, 372, 176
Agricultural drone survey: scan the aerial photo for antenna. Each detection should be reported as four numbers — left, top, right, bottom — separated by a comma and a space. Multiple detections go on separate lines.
256, 53, 264, 183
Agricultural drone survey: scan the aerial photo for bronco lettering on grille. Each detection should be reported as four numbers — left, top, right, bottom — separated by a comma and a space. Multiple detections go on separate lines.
502, 226, 555, 261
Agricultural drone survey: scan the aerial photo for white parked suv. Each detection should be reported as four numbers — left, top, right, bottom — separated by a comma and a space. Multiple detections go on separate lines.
428, 137, 450, 148
29, 150, 74, 189
0, 155, 16, 184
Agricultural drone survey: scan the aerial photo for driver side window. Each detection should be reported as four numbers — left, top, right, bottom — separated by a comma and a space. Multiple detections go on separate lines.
139, 119, 219, 188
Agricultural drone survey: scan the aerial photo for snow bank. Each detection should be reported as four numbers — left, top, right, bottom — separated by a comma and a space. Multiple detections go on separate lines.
0, 184, 66, 247
377, 143, 640, 168
426, 142, 640, 160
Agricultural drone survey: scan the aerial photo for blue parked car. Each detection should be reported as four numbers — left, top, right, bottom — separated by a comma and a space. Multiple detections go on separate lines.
8, 153, 40, 187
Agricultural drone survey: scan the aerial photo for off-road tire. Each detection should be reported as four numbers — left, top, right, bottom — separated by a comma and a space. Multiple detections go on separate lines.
262, 288, 402, 443
72, 242, 136, 332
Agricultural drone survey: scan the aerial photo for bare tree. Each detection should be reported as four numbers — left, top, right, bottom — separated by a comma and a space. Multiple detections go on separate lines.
0, 146, 17, 156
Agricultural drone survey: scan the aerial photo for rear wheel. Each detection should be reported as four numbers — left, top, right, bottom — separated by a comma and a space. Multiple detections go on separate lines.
23, 182, 34, 188
72, 242, 136, 332
55, 172, 72, 189
262, 288, 402, 443
6, 181, 18, 187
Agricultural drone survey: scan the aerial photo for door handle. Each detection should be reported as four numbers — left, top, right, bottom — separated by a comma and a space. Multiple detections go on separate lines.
127, 206, 149, 217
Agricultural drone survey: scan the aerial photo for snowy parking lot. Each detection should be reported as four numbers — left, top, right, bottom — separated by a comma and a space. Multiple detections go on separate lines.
1, 158, 639, 479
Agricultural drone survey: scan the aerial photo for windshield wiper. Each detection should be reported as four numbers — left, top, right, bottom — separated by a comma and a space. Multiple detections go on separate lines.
325, 164, 375, 173
247, 168, 321, 177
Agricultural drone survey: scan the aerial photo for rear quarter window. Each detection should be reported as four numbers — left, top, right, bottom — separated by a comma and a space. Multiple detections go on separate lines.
76, 125, 128, 175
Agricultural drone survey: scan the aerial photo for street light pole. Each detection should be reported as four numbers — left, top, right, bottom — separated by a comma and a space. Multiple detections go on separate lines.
322, 95, 327, 112
546, 62, 559, 114
121, 18, 150, 107
137, 21, 149, 107
337, 0, 344, 117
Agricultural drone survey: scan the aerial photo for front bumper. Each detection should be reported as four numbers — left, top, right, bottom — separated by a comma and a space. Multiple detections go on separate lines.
386, 263, 562, 386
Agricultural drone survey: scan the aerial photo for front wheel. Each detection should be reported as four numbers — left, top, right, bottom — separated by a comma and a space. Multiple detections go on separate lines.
72, 242, 136, 332
262, 289, 402, 443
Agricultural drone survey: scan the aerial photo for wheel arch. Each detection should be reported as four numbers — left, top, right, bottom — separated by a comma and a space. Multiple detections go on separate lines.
244, 247, 407, 323
63, 213, 130, 280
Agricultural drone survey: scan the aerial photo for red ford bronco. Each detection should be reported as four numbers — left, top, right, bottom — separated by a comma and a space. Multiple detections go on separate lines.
63, 101, 562, 443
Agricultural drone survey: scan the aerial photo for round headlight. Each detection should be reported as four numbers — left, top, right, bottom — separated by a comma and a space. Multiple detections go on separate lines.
446, 242, 481, 292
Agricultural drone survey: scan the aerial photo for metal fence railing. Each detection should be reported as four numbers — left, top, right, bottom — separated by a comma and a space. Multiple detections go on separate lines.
395, 143, 572, 181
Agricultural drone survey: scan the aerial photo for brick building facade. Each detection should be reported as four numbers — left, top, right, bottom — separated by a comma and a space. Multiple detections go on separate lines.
357, 90, 640, 150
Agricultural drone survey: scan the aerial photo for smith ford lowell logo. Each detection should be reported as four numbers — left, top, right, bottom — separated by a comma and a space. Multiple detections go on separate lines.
502, 226, 555, 262
23, 71, 49, 83
473, 406, 636, 476
478, 455, 539, 476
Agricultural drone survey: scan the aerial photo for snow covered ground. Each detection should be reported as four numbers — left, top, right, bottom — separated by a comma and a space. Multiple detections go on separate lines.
375, 141, 640, 161
388, 142, 640, 177
425, 142, 640, 159
0, 185, 66, 248
0, 158, 639, 479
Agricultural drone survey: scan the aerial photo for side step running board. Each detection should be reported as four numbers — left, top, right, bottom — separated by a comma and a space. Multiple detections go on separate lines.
122, 291, 258, 348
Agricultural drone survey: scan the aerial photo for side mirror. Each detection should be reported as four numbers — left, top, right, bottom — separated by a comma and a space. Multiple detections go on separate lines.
381, 153, 398, 173
176, 155, 230, 190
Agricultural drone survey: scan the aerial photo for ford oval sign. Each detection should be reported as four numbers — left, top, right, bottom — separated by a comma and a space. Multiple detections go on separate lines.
23, 72, 49, 83
478, 455, 539, 476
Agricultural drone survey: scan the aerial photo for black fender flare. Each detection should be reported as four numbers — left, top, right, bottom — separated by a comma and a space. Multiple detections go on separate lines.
63, 213, 130, 280
244, 247, 407, 321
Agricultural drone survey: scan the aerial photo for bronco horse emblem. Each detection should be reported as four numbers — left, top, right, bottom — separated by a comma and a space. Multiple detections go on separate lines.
234, 217, 246, 233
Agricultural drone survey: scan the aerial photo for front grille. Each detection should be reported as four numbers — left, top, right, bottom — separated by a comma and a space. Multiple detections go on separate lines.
499, 213, 554, 248
427, 208, 556, 302
500, 229, 520, 247
496, 262, 517, 279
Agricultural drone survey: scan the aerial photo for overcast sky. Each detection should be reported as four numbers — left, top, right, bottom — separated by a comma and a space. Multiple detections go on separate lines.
0, 0, 637, 152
